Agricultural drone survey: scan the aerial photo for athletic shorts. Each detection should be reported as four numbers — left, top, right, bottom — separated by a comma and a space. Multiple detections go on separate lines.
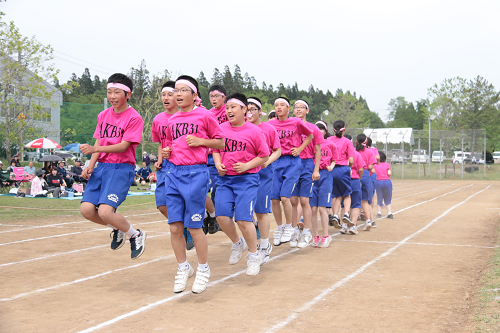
310, 169, 333, 207
361, 171, 373, 203
271, 155, 301, 200
207, 154, 219, 191
82, 162, 135, 209
291, 158, 315, 198
371, 172, 377, 199
332, 165, 352, 198
165, 163, 209, 228
254, 165, 274, 214
215, 173, 259, 222
350, 178, 362, 209
155, 159, 172, 208
376, 179, 393, 206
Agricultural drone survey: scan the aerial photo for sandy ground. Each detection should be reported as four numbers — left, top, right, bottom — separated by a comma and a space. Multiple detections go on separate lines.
0, 180, 498, 333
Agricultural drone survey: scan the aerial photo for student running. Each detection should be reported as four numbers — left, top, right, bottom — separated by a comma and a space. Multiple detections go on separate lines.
355, 133, 378, 230
374, 151, 393, 219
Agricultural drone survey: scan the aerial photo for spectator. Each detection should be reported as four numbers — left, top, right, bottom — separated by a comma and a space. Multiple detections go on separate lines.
31, 169, 48, 197
10, 153, 21, 167
47, 167, 66, 198
24, 161, 35, 176
136, 161, 152, 186
7, 161, 16, 172
142, 151, 150, 167
0, 161, 3, 171
57, 161, 74, 188
70, 160, 87, 183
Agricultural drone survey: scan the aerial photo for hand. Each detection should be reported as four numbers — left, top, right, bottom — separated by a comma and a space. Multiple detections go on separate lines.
161, 147, 171, 159
81, 167, 93, 180
290, 147, 302, 157
233, 162, 249, 173
312, 170, 320, 181
327, 165, 334, 172
80, 144, 96, 155
186, 135, 203, 147
216, 164, 227, 176
154, 160, 162, 171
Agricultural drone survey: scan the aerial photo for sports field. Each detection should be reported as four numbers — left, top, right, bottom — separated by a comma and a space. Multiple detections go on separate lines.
1, 180, 499, 332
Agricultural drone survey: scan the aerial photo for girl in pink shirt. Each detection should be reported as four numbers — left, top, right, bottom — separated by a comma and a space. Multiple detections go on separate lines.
356, 133, 378, 231
373, 151, 393, 219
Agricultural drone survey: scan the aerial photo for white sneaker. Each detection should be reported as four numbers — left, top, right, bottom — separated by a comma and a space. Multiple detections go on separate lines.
340, 223, 348, 234
363, 221, 372, 231
281, 226, 294, 243
289, 229, 300, 247
229, 238, 247, 265
246, 253, 262, 275
349, 225, 358, 235
297, 232, 312, 248
319, 235, 332, 248
260, 243, 273, 265
192, 267, 211, 294
273, 228, 283, 246
173, 265, 194, 293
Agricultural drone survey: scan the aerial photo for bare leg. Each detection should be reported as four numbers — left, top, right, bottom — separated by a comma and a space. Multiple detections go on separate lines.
217, 216, 239, 243
386, 204, 392, 214
350, 207, 360, 224
170, 222, 187, 264
300, 197, 312, 229
281, 197, 293, 225
92, 204, 132, 232
188, 228, 208, 264
205, 196, 215, 214
311, 206, 319, 236
236, 221, 258, 253
81, 202, 106, 226
271, 199, 283, 226
343, 195, 351, 214
290, 196, 299, 227
158, 205, 168, 219
255, 213, 270, 240
332, 197, 342, 216
319, 207, 329, 236
361, 200, 371, 221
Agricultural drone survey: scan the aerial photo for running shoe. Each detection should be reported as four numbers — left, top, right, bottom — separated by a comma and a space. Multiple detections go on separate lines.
110, 229, 125, 250
363, 221, 372, 231
342, 213, 354, 227
319, 235, 332, 248
332, 215, 342, 229
328, 214, 335, 226
255, 224, 261, 240
246, 253, 263, 275
229, 238, 247, 265
273, 229, 284, 246
359, 212, 366, 221
387, 213, 394, 219
376, 212, 382, 218
298, 216, 304, 230
260, 243, 273, 265
184, 229, 195, 251
290, 229, 300, 247
349, 225, 359, 235
202, 215, 209, 234
281, 226, 294, 243
130, 229, 146, 259
192, 266, 211, 294
371, 221, 377, 228
173, 264, 194, 293
312, 236, 320, 248
297, 232, 312, 248
340, 223, 348, 234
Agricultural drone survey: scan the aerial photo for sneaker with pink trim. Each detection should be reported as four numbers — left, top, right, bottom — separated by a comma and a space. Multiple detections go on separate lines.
313, 236, 320, 248
319, 235, 332, 248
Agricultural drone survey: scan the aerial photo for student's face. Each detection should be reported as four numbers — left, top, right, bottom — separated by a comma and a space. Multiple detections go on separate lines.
246, 104, 260, 124
175, 83, 196, 108
209, 92, 225, 109
226, 102, 247, 126
51, 169, 57, 175
319, 128, 326, 137
161, 90, 177, 112
107, 87, 130, 108
274, 102, 289, 118
293, 103, 309, 119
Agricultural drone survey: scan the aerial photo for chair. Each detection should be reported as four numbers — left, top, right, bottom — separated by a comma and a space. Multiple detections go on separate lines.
0, 170, 15, 194
12, 167, 27, 184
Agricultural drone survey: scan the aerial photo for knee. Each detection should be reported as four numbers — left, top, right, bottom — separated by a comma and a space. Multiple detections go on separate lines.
97, 209, 113, 222
281, 197, 290, 205
80, 205, 96, 220
290, 197, 299, 206
299, 197, 310, 207
169, 222, 184, 236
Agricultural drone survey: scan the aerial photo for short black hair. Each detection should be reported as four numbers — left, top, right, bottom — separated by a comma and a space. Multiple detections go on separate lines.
379, 151, 387, 162
275, 96, 290, 105
294, 99, 310, 109
209, 84, 227, 96
247, 96, 262, 109
344, 134, 352, 140
366, 137, 373, 147
225, 93, 248, 107
175, 75, 199, 94
107, 73, 133, 94
162, 80, 175, 90
268, 110, 277, 120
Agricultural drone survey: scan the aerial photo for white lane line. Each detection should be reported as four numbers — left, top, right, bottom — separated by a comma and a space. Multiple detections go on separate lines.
392, 184, 453, 201
264, 184, 491, 333
333, 239, 498, 249
0, 219, 168, 246
77, 248, 300, 333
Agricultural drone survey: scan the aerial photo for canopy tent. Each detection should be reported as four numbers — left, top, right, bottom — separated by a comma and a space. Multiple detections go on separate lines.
25, 138, 62, 149
363, 128, 414, 145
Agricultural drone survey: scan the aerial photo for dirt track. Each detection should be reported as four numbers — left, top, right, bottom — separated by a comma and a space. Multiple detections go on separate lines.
0, 180, 498, 332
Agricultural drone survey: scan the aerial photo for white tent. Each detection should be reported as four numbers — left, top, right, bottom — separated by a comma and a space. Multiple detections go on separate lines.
363, 128, 414, 145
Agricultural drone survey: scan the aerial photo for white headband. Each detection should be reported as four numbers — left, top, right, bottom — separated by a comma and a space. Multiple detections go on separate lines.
247, 98, 262, 109
274, 98, 290, 107
162, 87, 175, 93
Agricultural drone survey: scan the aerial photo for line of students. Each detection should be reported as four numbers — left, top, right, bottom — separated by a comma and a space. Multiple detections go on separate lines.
79, 73, 393, 296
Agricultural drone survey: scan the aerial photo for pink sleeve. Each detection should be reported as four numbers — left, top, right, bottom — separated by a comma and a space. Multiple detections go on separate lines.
206, 113, 225, 139
165, 124, 172, 147
347, 141, 355, 159
297, 119, 313, 136
93, 113, 101, 139
312, 126, 323, 145
269, 126, 281, 150
122, 116, 144, 144
151, 118, 160, 143
369, 149, 377, 166
255, 130, 270, 158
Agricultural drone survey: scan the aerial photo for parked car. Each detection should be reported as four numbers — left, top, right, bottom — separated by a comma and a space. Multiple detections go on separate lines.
431, 151, 444, 163
452, 151, 471, 164
493, 151, 500, 162
412, 149, 429, 164
472, 152, 494, 164
390, 149, 404, 164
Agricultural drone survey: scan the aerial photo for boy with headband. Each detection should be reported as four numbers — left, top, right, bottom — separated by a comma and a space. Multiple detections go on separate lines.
162, 75, 225, 294
268, 97, 313, 246
246, 96, 281, 263
213, 93, 269, 275
80, 73, 146, 260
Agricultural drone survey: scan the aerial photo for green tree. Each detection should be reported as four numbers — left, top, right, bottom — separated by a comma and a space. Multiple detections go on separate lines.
233, 64, 243, 91
324, 90, 369, 129
211, 68, 222, 86
222, 65, 233, 93
198, 71, 209, 87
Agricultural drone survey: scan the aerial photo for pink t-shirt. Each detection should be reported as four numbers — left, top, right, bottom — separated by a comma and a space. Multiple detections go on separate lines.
327, 136, 355, 166
351, 151, 366, 179
209, 104, 228, 125
93, 106, 144, 166
374, 162, 391, 180
214, 122, 269, 175
319, 140, 338, 170
165, 107, 225, 166
299, 122, 323, 160
267, 117, 313, 156
357, 147, 377, 170
152, 112, 176, 149
257, 121, 280, 156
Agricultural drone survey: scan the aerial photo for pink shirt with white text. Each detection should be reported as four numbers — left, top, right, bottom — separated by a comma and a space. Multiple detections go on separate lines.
267, 117, 313, 156
257, 121, 280, 156
319, 140, 338, 169
299, 122, 324, 159
152, 112, 175, 149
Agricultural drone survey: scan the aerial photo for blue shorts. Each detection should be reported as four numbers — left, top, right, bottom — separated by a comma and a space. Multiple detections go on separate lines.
291, 158, 315, 198
361, 171, 373, 203
271, 155, 301, 200
255, 165, 274, 214
332, 165, 352, 198
215, 173, 259, 222
350, 178, 362, 209
155, 159, 172, 208
310, 169, 333, 207
376, 179, 393, 206
207, 154, 219, 191
81, 163, 135, 209
371, 172, 377, 199
165, 164, 209, 228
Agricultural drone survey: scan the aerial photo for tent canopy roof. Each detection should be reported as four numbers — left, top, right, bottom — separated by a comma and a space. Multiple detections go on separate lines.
363, 128, 414, 145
